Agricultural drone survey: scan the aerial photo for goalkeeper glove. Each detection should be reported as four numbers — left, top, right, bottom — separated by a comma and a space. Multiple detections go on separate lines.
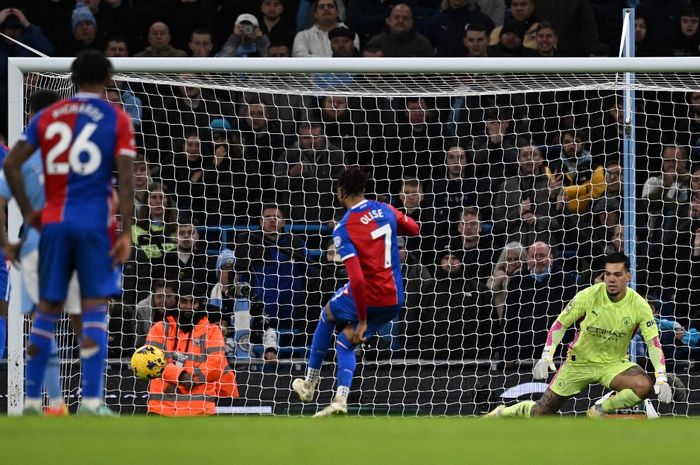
654, 373, 673, 404
533, 346, 556, 380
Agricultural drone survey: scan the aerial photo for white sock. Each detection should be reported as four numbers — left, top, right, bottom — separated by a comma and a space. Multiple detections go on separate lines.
306, 368, 320, 385
82, 397, 101, 410
25, 398, 42, 410
336, 385, 350, 400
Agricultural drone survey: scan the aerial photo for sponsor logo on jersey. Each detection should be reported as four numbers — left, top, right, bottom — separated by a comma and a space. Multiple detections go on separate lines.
334, 235, 342, 248
621, 317, 632, 327
586, 326, 625, 339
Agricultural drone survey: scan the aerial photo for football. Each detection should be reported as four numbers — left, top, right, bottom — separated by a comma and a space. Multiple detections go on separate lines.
131, 345, 166, 380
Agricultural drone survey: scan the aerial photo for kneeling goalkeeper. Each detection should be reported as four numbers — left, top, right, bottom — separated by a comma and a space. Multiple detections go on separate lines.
487, 252, 673, 418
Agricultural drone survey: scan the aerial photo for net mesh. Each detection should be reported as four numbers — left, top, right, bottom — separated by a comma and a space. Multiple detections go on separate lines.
15, 69, 700, 416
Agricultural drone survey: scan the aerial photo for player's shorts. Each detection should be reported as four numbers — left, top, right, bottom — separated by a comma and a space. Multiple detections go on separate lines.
39, 223, 120, 302
22, 250, 80, 315
549, 357, 639, 397
327, 283, 401, 341
0, 259, 9, 302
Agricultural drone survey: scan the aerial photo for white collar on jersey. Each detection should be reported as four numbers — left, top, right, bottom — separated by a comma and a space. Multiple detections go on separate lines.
350, 199, 368, 210
74, 92, 103, 98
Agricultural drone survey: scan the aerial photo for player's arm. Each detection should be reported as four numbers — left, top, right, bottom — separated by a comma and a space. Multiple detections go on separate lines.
533, 292, 586, 379
3, 140, 37, 224
388, 204, 420, 236
639, 305, 672, 403
345, 255, 368, 344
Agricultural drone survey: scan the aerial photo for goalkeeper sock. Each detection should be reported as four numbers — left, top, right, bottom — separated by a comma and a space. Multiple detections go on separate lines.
500, 400, 536, 418
45, 339, 63, 406
600, 389, 642, 413
26, 311, 59, 398
335, 332, 356, 392
0, 315, 6, 360
80, 305, 108, 400
307, 311, 335, 380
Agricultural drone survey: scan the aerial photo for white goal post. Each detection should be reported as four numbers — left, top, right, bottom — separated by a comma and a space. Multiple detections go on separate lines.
6, 55, 700, 416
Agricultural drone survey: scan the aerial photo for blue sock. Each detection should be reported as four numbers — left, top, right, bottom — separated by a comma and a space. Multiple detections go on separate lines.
335, 332, 356, 389
80, 305, 108, 399
308, 311, 335, 371
0, 315, 6, 361
45, 338, 62, 401
26, 311, 60, 398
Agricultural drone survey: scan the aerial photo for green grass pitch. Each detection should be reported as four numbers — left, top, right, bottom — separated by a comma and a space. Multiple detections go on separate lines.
1, 416, 698, 465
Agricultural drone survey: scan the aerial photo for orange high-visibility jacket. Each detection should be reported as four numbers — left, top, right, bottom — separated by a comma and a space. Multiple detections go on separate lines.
145, 315, 239, 416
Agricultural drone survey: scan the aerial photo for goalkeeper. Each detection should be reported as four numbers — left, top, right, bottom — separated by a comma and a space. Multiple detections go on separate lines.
487, 252, 673, 418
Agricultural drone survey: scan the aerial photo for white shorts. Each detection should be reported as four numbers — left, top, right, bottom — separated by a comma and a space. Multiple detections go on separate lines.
22, 249, 81, 315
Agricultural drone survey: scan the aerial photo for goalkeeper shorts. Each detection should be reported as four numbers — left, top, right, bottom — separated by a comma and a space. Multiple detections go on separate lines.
549, 358, 639, 397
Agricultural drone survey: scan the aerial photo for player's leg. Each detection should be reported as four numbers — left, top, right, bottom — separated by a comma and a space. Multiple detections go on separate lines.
74, 228, 119, 415
26, 225, 71, 413
292, 304, 336, 402
591, 363, 652, 416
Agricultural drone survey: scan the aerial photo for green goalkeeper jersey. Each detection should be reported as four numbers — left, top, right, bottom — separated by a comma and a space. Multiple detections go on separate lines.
558, 282, 659, 363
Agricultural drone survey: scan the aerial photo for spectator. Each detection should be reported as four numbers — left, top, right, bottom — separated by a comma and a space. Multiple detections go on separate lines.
502, 240, 577, 363
506, 192, 562, 250
361, 43, 384, 57
471, 107, 524, 216
145, 283, 238, 416
296, 0, 348, 31
238, 99, 285, 209
63, 5, 103, 55
319, 95, 371, 164
160, 129, 206, 212
489, 0, 538, 49
394, 178, 440, 266
273, 123, 346, 224
552, 129, 605, 214
124, 182, 178, 304
641, 145, 691, 236
346, 0, 392, 44
268, 41, 291, 56
462, 23, 489, 57
637, 0, 687, 54
492, 145, 550, 237
132, 153, 151, 218
477, 0, 506, 27
367, 3, 433, 57
236, 204, 308, 329
431, 145, 491, 224
108, 78, 142, 128
158, 218, 218, 295
80, 0, 131, 44
134, 280, 177, 348
104, 34, 129, 57
487, 19, 537, 57
446, 206, 499, 288
670, 6, 700, 57
532, 0, 598, 56
535, 21, 558, 57
293, 0, 358, 57
259, 0, 296, 48
188, 28, 214, 57
590, 159, 622, 220
0, 8, 54, 81
427, 0, 494, 57
306, 239, 348, 311
328, 26, 358, 56
218, 14, 271, 57
135, 22, 187, 57
487, 241, 526, 320
634, 13, 665, 57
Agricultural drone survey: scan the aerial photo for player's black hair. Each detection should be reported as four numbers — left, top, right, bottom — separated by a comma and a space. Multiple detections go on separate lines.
71, 49, 114, 88
605, 252, 630, 271
29, 90, 59, 114
337, 166, 368, 196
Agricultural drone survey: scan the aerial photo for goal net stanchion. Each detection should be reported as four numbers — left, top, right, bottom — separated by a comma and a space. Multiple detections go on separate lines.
6, 56, 700, 416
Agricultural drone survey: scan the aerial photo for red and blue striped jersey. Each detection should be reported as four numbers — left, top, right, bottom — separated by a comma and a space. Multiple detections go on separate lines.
333, 199, 417, 307
21, 92, 135, 228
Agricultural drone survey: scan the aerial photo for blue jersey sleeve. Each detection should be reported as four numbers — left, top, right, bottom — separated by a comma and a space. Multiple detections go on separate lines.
333, 223, 357, 261
22, 111, 43, 147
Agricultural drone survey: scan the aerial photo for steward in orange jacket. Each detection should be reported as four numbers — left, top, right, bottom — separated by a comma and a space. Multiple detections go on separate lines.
145, 292, 239, 416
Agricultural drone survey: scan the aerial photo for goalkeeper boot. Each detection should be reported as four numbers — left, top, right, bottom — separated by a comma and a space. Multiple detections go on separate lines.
586, 404, 605, 419
78, 403, 117, 417
313, 395, 348, 418
292, 378, 317, 403
483, 405, 505, 419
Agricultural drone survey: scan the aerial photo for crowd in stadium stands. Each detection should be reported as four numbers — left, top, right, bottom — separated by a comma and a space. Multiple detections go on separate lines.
2, 0, 700, 367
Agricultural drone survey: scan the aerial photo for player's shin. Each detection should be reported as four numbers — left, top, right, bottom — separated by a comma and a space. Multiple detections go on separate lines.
600, 389, 643, 413
335, 332, 356, 400
79, 304, 109, 406
306, 310, 334, 384
26, 311, 60, 399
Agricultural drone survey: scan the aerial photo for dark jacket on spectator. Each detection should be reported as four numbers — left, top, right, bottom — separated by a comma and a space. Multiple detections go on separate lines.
366, 27, 434, 57
427, 4, 494, 57
533, 0, 599, 56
